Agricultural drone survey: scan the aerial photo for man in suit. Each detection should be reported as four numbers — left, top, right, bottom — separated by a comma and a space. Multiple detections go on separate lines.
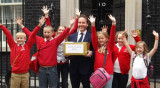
69, 14, 94, 88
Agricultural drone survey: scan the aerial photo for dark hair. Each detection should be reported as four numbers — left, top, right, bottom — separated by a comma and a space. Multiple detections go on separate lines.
78, 14, 89, 24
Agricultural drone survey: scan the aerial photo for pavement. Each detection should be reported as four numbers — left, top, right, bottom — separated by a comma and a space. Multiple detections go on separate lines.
1, 76, 160, 88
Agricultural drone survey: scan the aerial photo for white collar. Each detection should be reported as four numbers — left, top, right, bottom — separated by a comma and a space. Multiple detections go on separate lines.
78, 30, 87, 35
17, 43, 25, 47
116, 43, 122, 49
44, 37, 53, 42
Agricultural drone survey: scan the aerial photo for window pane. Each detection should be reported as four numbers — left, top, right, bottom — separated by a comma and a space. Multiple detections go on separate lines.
0, 7, 1, 21
1, 0, 12, 3
15, 6, 22, 18
14, 0, 22, 3
3, 6, 14, 23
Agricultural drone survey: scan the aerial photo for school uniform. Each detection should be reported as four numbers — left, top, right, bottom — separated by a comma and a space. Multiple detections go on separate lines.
91, 25, 115, 88
46, 17, 78, 88
57, 40, 69, 88
22, 26, 70, 88
0, 25, 41, 88
112, 36, 141, 88
131, 51, 150, 88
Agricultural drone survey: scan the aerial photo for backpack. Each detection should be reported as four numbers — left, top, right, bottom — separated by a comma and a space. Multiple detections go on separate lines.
89, 48, 111, 88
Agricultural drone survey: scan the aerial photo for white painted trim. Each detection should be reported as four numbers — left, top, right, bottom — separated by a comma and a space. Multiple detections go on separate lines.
0, 3, 22, 6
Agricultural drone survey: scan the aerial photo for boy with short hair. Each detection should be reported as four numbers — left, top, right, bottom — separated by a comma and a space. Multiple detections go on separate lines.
16, 8, 75, 88
0, 16, 45, 88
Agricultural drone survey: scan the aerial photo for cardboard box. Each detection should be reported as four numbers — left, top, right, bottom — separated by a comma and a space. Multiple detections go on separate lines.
63, 42, 90, 56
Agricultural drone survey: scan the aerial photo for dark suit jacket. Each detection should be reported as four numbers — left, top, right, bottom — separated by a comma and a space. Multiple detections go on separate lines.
69, 31, 94, 74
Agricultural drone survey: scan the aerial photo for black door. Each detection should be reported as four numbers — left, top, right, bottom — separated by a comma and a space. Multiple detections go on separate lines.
80, 0, 125, 31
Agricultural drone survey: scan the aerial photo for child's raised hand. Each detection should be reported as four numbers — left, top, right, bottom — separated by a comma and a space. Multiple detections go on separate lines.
75, 8, 81, 18
42, 5, 50, 16
39, 16, 45, 27
101, 25, 108, 33
122, 28, 128, 39
15, 16, 23, 26
15, 16, 24, 28
153, 30, 159, 38
88, 15, 96, 26
131, 30, 138, 38
108, 14, 116, 24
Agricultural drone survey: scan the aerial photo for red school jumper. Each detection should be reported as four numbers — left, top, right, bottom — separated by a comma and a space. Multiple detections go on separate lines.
131, 76, 150, 88
22, 26, 70, 66
112, 36, 141, 74
45, 17, 78, 64
91, 25, 116, 75
0, 25, 40, 73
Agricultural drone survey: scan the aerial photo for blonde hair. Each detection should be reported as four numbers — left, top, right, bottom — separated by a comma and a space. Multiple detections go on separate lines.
115, 31, 128, 42
44, 26, 54, 32
16, 32, 26, 39
135, 41, 148, 57
97, 31, 109, 54
55, 26, 68, 41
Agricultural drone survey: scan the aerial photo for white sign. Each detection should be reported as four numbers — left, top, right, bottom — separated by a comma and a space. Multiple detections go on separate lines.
65, 44, 84, 54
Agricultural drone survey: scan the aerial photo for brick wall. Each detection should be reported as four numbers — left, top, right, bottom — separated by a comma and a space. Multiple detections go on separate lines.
142, 0, 160, 79
24, 0, 60, 35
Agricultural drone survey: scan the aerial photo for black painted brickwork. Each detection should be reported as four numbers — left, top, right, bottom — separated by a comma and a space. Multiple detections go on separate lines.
24, 0, 60, 36
142, 0, 160, 79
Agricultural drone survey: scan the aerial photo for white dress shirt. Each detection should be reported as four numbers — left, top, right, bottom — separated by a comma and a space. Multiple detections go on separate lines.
114, 43, 122, 73
77, 30, 87, 42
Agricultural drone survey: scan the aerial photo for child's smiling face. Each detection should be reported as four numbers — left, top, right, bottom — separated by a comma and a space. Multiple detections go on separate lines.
97, 33, 108, 46
117, 34, 124, 46
57, 26, 65, 35
136, 43, 144, 55
43, 28, 54, 40
16, 32, 26, 45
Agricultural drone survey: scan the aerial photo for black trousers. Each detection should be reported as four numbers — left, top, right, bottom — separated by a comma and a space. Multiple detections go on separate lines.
70, 73, 90, 88
57, 63, 69, 88
112, 72, 128, 88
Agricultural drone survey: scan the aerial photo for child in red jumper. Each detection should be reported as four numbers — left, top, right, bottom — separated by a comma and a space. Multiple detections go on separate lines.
16, 6, 75, 88
88, 14, 116, 88
43, 7, 80, 88
0, 16, 45, 88
123, 29, 159, 88
112, 30, 141, 88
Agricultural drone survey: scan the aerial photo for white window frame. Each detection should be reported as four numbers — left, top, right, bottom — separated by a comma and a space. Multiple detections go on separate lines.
0, 1, 22, 52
